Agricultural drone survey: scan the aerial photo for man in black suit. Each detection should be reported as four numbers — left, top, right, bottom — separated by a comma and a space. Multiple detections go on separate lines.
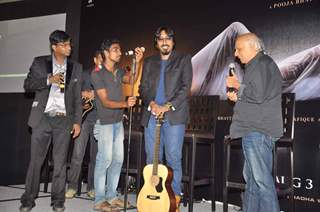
139, 26, 193, 211
20, 30, 82, 212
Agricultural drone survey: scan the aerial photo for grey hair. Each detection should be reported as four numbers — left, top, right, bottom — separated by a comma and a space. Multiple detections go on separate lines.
237, 33, 265, 52
255, 37, 265, 51
249, 34, 265, 52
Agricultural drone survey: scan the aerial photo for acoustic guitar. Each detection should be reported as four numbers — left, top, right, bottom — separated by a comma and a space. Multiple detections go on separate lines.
137, 115, 176, 212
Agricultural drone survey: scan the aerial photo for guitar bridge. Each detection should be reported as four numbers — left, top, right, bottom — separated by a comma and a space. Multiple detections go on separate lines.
146, 195, 160, 200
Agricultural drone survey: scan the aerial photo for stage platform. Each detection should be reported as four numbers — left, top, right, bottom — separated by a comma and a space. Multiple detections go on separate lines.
0, 183, 240, 212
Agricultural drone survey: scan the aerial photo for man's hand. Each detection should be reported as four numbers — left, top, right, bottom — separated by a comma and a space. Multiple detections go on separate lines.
49, 73, 64, 85
126, 96, 137, 107
150, 101, 159, 115
226, 70, 240, 90
150, 101, 170, 118
71, 123, 81, 139
135, 47, 144, 63
227, 91, 238, 102
156, 105, 170, 118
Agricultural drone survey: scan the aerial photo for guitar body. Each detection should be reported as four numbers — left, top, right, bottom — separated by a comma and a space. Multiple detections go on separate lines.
137, 164, 176, 212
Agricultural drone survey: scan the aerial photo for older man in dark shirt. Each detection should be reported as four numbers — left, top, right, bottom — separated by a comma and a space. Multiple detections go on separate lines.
226, 33, 282, 212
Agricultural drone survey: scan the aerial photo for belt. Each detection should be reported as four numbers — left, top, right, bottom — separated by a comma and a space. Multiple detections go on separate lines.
45, 112, 66, 117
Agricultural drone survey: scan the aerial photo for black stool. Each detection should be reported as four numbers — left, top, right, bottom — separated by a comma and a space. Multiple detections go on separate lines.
222, 93, 295, 212
182, 95, 219, 212
273, 93, 295, 212
121, 97, 145, 197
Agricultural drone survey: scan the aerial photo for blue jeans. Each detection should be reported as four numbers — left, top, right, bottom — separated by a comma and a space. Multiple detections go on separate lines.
93, 120, 124, 204
144, 116, 185, 195
242, 132, 280, 212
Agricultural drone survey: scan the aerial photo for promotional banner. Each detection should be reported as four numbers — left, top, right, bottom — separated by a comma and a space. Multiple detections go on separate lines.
80, 0, 320, 211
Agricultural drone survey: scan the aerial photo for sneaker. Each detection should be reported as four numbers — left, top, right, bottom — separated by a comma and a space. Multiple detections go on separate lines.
19, 203, 35, 212
52, 203, 65, 212
109, 198, 132, 209
65, 188, 76, 199
93, 201, 119, 211
87, 190, 95, 199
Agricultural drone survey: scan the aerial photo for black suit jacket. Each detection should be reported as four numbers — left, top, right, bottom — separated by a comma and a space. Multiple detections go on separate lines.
139, 51, 193, 126
24, 55, 82, 129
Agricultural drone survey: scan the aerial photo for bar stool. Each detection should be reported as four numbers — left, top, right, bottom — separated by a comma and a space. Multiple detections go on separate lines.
273, 93, 295, 212
222, 93, 295, 212
182, 95, 219, 212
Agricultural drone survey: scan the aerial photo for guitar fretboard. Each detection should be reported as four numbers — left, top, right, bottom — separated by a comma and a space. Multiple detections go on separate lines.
152, 117, 162, 176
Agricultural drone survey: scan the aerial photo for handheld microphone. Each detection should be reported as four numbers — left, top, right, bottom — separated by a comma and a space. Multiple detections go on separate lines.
227, 63, 238, 93
59, 72, 65, 93
125, 47, 145, 56
229, 62, 235, 76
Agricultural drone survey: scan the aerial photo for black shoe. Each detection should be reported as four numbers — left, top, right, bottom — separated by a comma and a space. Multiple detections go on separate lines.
52, 203, 65, 212
19, 203, 35, 212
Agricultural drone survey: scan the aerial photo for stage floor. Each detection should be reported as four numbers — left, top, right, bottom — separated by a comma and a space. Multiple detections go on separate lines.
0, 183, 240, 212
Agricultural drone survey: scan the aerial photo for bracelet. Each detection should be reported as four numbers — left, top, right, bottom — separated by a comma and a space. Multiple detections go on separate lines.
164, 102, 175, 111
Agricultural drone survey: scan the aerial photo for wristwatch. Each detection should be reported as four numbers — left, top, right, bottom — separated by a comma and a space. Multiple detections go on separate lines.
164, 102, 175, 111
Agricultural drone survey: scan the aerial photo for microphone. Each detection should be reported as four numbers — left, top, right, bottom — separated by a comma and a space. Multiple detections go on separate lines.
227, 63, 238, 93
229, 62, 235, 76
59, 72, 65, 93
125, 47, 145, 56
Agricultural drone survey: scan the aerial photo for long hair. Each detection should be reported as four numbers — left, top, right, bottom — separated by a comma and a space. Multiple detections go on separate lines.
153, 26, 176, 50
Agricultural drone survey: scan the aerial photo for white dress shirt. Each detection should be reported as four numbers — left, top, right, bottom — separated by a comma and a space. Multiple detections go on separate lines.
44, 56, 67, 115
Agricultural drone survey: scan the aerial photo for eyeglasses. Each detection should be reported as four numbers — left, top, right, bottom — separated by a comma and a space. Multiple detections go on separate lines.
57, 42, 72, 48
157, 36, 173, 42
109, 47, 121, 53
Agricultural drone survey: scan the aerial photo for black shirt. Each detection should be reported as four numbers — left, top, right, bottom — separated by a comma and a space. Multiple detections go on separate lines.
91, 66, 125, 125
230, 52, 283, 139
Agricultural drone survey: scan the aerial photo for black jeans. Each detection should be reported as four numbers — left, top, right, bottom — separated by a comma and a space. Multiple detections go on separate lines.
67, 118, 97, 191
21, 115, 71, 207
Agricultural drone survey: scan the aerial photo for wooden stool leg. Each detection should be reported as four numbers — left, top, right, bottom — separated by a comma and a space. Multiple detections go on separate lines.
182, 143, 189, 207
290, 146, 294, 212
210, 143, 215, 211
223, 139, 230, 212
188, 137, 197, 212
136, 136, 143, 198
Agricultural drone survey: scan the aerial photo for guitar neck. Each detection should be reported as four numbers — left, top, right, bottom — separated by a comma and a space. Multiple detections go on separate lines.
82, 98, 94, 119
152, 118, 162, 176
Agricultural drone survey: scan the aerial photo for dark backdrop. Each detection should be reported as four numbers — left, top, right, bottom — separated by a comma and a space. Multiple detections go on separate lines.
78, 0, 320, 211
